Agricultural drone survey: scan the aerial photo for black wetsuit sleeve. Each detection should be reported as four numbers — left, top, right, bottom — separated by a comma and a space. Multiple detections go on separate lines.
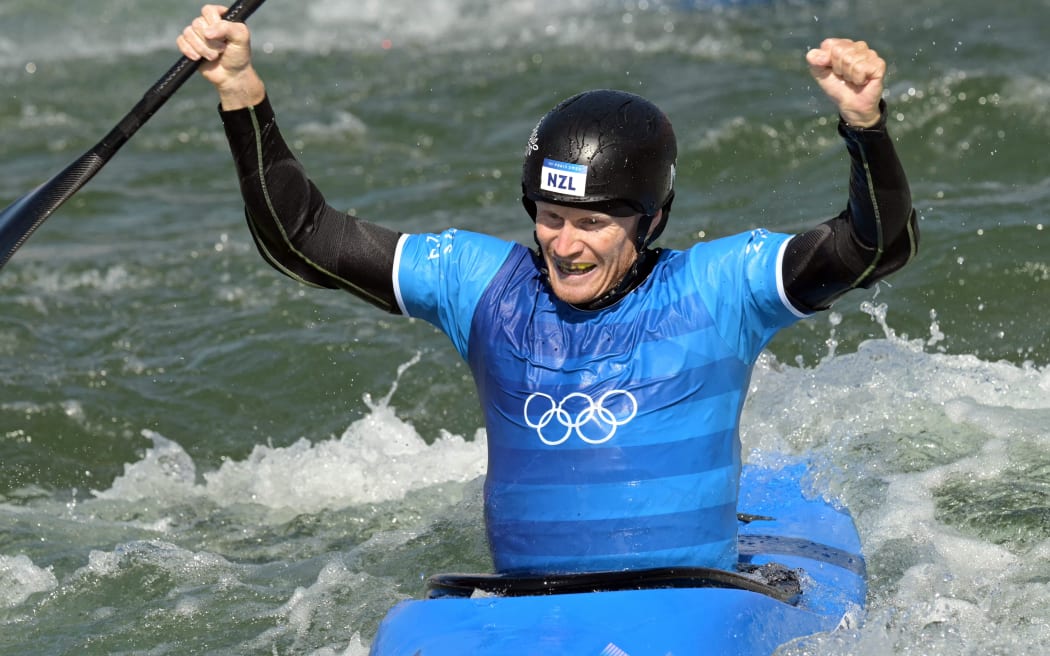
219, 96, 404, 314
781, 101, 920, 312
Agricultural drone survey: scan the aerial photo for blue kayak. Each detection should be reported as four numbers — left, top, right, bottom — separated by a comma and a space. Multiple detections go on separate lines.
370, 461, 866, 655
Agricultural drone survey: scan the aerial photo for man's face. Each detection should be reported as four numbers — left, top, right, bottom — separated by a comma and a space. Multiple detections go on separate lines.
534, 201, 651, 306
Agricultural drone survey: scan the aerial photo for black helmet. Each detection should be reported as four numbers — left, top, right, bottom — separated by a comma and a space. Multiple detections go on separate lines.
521, 89, 677, 248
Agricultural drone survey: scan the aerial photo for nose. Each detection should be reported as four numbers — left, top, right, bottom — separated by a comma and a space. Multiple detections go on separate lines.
548, 223, 582, 257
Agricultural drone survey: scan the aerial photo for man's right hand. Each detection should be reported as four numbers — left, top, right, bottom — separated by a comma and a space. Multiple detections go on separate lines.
176, 4, 265, 110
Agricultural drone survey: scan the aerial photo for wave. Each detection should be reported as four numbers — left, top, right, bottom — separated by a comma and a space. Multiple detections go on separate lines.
3, 330, 1048, 654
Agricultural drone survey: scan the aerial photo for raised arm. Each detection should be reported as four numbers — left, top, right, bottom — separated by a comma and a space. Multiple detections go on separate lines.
177, 4, 265, 110
782, 38, 919, 312
178, 5, 403, 312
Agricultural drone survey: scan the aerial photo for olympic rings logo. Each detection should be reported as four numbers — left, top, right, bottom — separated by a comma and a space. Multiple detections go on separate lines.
523, 390, 638, 446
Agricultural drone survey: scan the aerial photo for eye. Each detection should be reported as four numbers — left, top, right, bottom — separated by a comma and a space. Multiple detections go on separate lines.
536, 213, 563, 229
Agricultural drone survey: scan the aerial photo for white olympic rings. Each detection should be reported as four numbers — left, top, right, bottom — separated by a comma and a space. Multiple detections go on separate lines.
523, 390, 638, 446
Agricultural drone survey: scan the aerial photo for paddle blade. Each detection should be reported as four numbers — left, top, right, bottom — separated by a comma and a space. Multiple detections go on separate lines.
0, 152, 106, 269
0, 0, 268, 271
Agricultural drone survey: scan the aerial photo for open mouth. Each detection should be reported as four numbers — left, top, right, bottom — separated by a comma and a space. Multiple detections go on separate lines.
555, 261, 597, 276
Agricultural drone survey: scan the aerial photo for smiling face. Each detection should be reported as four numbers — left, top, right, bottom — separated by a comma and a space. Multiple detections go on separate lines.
534, 201, 658, 306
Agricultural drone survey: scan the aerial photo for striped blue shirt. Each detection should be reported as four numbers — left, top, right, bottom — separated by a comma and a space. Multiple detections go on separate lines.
394, 228, 803, 573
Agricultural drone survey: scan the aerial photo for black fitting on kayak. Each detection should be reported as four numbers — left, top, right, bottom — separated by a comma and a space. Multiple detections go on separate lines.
425, 564, 802, 605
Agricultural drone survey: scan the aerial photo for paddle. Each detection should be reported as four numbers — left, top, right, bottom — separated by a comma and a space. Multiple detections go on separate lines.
0, 0, 267, 271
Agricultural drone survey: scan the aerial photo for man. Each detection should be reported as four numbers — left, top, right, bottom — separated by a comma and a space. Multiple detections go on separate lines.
178, 6, 917, 575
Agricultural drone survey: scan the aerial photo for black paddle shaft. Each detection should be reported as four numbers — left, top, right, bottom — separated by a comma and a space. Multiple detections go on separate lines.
0, 0, 267, 270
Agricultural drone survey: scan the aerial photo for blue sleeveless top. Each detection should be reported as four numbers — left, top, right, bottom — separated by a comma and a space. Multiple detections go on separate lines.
394, 228, 804, 574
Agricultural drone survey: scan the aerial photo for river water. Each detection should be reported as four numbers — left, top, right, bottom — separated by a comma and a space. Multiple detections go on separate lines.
1, 0, 1048, 653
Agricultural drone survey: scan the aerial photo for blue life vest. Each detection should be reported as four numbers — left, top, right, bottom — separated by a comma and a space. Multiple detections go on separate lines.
395, 228, 803, 574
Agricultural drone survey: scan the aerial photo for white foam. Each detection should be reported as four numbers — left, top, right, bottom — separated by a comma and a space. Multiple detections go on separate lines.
72, 540, 237, 583
0, 553, 58, 608
93, 366, 487, 516
92, 430, 198, 503
202, 404, 485, 514
243, 556, 399, 656
739, 308, 1050, 654
72, 314, 1050, 654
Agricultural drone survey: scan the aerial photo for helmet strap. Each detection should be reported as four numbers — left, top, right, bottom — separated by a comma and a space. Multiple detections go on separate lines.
578, 248, 659, 310
635, 214, 656, 253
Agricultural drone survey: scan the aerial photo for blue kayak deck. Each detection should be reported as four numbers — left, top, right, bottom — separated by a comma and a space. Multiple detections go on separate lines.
370, 461, 866, 655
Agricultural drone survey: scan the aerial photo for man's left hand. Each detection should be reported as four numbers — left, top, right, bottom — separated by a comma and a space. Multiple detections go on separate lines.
806, 38, 886, 128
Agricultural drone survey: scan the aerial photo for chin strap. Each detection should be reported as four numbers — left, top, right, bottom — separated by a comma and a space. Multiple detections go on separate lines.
635, 214, 656, 252
580, 247, 659, 310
